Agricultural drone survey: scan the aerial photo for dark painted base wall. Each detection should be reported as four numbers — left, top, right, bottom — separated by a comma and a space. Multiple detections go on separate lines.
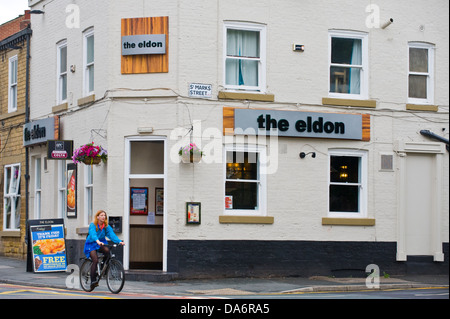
167, 240, 449, 279
65, 239, 448, 279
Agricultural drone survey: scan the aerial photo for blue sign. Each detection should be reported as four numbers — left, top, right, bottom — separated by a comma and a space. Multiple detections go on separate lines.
29, 219, 67, 272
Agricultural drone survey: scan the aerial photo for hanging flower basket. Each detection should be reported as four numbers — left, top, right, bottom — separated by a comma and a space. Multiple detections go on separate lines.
179, 143, 204, 163
72, 142, 108, 165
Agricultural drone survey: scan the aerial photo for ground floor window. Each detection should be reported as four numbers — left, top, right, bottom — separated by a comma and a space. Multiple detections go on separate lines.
3, 164, 21, 230
224, 145, 266, 215
57, 161, 66, 218
84, 165, 93, 224
328, 149, 367, 217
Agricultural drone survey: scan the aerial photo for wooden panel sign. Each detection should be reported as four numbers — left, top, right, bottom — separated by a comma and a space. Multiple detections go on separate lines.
121, 16, 169, 74
223, 107, 370, 141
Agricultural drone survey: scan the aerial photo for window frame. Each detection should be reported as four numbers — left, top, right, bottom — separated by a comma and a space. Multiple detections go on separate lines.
223, 21, 266, 93
8, 55, 18, 113
223, 144, 267, 216
407, 42, 434, 105
3, 163, 21, 231
328, 30, 369, 100
83, 28, 94, 96
34, 157, 42, 219
56, 40, 68, 104
328, 149, 368, 218
84, 165, 93, 225
57, 161, 66, 218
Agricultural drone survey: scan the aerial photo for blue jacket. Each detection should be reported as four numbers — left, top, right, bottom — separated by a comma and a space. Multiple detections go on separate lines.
84, 223, 122, 257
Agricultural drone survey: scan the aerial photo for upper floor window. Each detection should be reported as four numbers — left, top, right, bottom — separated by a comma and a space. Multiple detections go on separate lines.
83, 28, 94, 95
329, 30, 368, 99
57, 40, 68, 104
224, 22, 266, 92
408, 42, 434, 104
8, 55, 18, 112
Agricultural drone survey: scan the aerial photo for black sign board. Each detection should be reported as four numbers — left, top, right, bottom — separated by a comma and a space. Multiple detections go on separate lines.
47, 140, 73, 160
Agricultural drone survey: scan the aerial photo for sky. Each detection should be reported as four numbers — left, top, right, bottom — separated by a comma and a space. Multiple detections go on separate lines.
0, 0, 30, 25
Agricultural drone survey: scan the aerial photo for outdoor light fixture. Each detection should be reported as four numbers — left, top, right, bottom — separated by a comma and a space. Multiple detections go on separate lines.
381, 18, 394, 29
29, 10, 45, 14
299, 152, 316, 159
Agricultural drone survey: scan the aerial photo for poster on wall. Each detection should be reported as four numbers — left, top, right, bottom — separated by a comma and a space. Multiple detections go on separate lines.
155, 188, 164, 215
186, 202, 201, 224
130, 187, 148, 215
66, 163, 77, 218
29, 219, 67, 273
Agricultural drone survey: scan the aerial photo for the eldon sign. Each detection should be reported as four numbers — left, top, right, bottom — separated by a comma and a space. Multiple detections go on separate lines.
122, 34, 166, 56
234, 109, 364, 140
23, 117, 56, 146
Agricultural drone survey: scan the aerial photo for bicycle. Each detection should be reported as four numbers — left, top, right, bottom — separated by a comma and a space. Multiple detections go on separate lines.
79, 244, 125, 294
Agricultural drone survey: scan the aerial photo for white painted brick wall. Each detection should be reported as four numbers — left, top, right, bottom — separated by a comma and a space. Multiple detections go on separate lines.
28, 0, 448, 245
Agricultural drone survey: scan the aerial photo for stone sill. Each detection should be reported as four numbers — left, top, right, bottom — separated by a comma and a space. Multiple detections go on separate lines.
218, 91, 275, 102
406, 104, 438, 112
0, 230, 21, 237
322, 217, 375, 226
52, 102, 68, 113
322, 97, 377, 108
78, 94, 95, 106
219, 215, 274, 224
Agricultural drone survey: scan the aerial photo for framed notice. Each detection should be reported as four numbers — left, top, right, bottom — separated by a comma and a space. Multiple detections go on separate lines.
130, 187, 148, 215
155, 188, 164, 215
186, 202, 201, 224
66, 163, 77, 218
29, 219, 67, 272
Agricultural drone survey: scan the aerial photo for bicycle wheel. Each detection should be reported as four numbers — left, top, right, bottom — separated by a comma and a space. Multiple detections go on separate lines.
79, 259, 94, 292
106, 259, 125, 294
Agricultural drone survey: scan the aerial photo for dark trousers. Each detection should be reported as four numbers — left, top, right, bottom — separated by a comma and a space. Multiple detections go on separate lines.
89, 245, 110, 282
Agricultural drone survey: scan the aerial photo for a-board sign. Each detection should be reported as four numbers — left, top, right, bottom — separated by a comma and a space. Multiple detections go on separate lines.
29, 219, 67, 272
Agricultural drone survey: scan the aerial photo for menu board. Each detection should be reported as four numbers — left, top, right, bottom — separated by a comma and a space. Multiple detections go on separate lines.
29, 219, 67, 272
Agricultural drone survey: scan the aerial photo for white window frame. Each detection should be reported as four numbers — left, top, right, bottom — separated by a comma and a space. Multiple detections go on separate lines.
56, 40, 68, 104
57, 161, 66, 218
83, 28, 94, 96
8, 55, 18, 113
328, 149, 368, 218
34, 157, 42, 219
328, 30, 369, 100
407, 42, 434, 105
223, 21, 266, 93
3, 164, 21, 231
84, 165, 93, 225
223, 144, 267, 216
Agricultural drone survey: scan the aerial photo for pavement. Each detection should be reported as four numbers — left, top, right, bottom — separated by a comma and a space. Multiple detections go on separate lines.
0, 255, 448, 297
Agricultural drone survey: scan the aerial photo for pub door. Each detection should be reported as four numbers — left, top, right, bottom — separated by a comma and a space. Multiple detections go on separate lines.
125, 138, 165, 270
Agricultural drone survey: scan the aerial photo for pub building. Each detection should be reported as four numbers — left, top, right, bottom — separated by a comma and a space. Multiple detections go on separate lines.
20, 0, 448, 279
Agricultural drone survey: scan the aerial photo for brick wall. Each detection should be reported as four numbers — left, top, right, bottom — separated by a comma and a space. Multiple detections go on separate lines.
0, 12, 29, 258
0, 11, 30, 41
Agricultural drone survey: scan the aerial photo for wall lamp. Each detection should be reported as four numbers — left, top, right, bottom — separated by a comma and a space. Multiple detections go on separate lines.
29, 10, 45, 14
299, 152, 316, 159
381, 18, 394, 29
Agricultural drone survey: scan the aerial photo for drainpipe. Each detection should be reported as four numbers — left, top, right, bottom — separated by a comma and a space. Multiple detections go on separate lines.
420, 130, 449, 152
25, 25, 32, 272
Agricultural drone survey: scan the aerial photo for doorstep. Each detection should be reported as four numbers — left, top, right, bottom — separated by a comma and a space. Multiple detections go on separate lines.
125, 269, 179, 282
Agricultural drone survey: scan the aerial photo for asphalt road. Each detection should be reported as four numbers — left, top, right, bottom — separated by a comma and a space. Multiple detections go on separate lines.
0, 283, 447, 300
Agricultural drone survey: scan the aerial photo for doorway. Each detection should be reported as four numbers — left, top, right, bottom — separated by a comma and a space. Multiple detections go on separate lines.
124, 137, 166, 271
396, 141, 445, 262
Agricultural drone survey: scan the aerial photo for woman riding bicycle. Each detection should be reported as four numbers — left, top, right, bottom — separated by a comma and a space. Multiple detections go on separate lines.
84, 210, 125, 289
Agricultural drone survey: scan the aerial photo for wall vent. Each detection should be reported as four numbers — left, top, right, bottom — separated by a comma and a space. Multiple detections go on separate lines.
380, 154, 394, 171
